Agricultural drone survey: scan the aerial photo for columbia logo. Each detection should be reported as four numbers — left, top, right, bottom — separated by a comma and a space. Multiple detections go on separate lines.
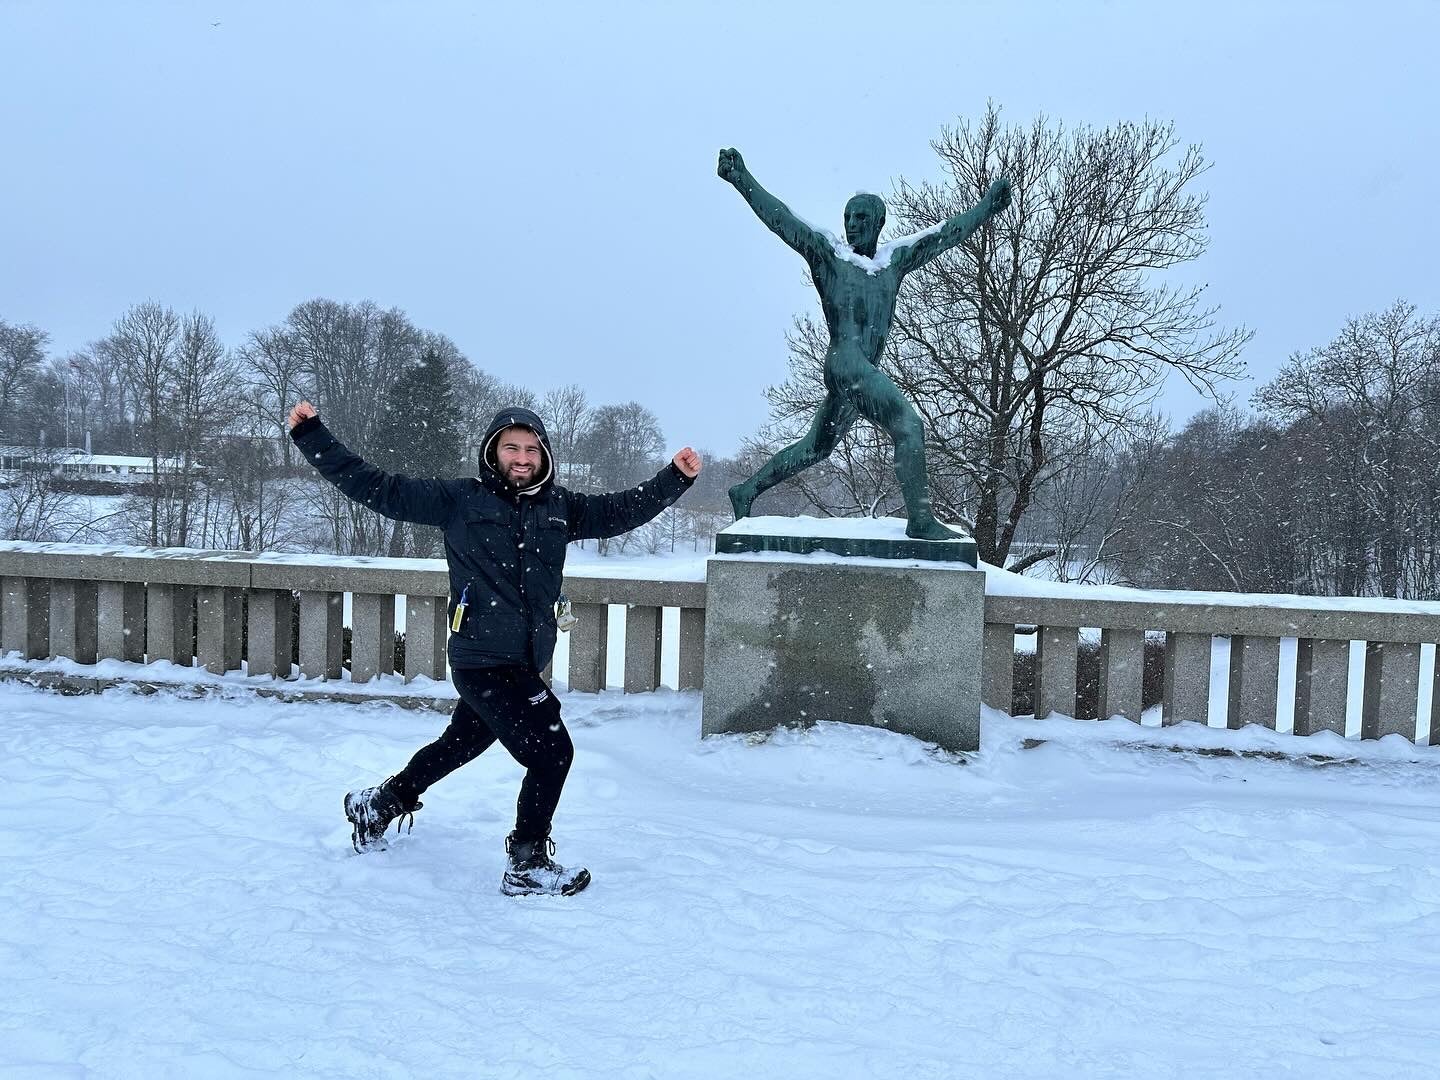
527, 690, 549, 705
548, 516, 567, 526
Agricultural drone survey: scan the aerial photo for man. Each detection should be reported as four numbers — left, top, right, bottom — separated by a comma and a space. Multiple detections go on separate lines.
717, 147, 1010, 540
288, 399, 701, 896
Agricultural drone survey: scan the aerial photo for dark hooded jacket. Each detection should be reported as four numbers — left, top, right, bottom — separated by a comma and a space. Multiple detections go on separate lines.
290, 406, 694, 671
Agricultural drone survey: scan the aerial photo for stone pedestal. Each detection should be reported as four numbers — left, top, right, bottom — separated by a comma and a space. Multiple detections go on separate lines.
716, 514, 977, 565
702, 521, 984, 752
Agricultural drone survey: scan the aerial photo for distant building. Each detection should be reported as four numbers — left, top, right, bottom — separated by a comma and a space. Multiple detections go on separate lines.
0, 446, 202, 489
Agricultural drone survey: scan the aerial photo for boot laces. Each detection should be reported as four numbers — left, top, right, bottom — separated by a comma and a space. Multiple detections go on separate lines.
506, 834, 558, 869
381, 777, 422, 836
394, 803, 421, 836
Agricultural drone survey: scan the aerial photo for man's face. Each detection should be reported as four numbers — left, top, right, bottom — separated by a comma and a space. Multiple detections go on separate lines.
496, 426, 543, 487
843, 195, 885, 255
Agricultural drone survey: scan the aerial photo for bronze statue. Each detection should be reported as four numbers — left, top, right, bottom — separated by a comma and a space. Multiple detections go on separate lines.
718, 148, 1011, 540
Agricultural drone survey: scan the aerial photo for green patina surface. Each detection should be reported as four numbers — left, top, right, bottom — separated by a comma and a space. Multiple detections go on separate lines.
717, 146, 1010, 542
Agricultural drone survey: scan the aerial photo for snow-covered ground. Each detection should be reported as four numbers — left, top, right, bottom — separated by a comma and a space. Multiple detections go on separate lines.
3, 678, 1439, 1079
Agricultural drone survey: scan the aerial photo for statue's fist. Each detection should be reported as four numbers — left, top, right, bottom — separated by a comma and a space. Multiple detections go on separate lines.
986, 177, 1013, 215
717, 147, 745, 183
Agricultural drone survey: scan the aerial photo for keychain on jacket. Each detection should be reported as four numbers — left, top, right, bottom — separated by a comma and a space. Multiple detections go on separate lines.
450, 585, 469, 632
556, 593, 578, 633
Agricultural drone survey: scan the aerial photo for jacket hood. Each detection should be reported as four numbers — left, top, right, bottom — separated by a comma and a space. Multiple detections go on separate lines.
480, 406, 554, 494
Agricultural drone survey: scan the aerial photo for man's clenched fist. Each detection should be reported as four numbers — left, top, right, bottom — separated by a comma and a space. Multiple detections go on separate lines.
288, 401, 317, 430
672, 447, 702, 478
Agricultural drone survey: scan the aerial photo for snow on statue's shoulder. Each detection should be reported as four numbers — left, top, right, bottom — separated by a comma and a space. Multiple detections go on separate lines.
828, 220, 944, 275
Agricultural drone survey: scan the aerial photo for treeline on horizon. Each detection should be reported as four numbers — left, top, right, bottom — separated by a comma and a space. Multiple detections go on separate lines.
0, 296, 747, 559
3, 104, 1438, 598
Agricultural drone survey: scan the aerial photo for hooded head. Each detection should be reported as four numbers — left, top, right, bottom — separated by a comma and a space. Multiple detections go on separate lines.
480, 407, 554, 494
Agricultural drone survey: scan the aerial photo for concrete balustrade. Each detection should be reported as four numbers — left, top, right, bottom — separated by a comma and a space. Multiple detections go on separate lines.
1227, 634, 1280, 730
297, 591, 343, 680
350, 592, 396, 683
246, 588, 293, 677
97, 581, 145, 663
0, 543, 708, 699
1163, 631, 1212, 727
981, 621, 1015, 713
49, 578, 98, 664
985, 592, 1440, 744
146, 583, 195, 665
624, 605, 662, 693
197, 585, 244, 675
1362, 640, 1421, 740
678, 608, 706, 691
560, 577, 706, 694
567, 603, 608, 693
1035, 624, 1079, 720
1294, 638, 1350, 736
404, 595, 447, 682
1098, 628, 1144, 723
6, 541, 1440, 747
3, 576, 49, 659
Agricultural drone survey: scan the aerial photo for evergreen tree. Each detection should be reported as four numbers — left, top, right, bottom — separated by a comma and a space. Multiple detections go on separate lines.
371, 347, 465, 555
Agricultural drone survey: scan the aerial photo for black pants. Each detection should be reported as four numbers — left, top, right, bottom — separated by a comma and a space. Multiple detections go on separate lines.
390, 666, 574, 842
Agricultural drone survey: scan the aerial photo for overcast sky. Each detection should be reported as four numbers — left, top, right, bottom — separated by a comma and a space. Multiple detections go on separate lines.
3, 0, 1437, 455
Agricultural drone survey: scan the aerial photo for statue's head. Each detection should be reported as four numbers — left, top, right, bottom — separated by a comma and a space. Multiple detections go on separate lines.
843, 193, 886, 257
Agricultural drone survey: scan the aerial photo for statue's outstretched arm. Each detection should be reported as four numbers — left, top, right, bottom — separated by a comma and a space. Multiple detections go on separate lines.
718, 148, 830, 267
893, 177, 1011, 274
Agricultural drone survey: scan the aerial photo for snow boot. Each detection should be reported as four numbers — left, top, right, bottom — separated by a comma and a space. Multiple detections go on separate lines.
501, 832, 591, 896
343, 777, 421, 853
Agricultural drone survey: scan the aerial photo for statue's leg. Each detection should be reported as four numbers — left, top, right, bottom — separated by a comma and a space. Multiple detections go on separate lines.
848, 365, 957, 540
729, 392, 857, 518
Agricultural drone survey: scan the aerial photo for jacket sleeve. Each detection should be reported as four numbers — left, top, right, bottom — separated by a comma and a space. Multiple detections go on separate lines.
565, 463, 694, 541
290, 415, 458, 529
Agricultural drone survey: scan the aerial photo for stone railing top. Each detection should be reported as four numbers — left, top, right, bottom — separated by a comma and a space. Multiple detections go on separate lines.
980, 562, 1440, 616
5, 541, 1440, 637
979, 564, 1440, 644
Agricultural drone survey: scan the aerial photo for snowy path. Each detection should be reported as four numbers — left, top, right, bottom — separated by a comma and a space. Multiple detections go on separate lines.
2, 681, 1439, 1079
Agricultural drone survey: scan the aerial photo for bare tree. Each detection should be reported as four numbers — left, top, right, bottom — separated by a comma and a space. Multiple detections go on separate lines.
106, 302, 181, 544
0, 320, 49, 440
1116, 408, 1312, 593
541, 383, 591, 486
1020, 415, 1168, 583
200, 435, 300, 551
71, 338, 134, 452
237, 325, 304, 469
272, 300, 421, 554
1255, 300, 1440, 597
580, 402, 665, 489
0, 447, 82, 541
172, 311, 242, 545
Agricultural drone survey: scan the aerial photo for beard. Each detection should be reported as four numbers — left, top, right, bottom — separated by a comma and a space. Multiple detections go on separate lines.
503, 463, 535, 488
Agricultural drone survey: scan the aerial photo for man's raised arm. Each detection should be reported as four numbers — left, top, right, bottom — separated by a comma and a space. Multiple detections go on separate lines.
288, 401, 458, 528
718, 148, 831, 268
892, 177, 1012, 275
565, 449, 700, 542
